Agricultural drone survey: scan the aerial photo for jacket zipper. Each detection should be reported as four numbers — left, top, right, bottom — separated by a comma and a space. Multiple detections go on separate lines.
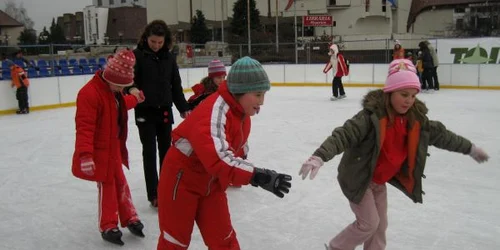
172, 169, 183, 200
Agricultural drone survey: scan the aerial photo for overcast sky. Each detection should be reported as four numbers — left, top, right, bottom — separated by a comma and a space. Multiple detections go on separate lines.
6, 0, 92, 33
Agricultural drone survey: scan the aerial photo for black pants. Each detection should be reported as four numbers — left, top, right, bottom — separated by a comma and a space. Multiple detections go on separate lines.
16, 86, 29, 111
432, 66, 439, 90
422, 68, 434, 90
135, 108, 173, 202
332, 77, 345, 97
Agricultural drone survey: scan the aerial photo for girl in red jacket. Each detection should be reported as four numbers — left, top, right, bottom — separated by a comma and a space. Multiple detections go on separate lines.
187, 59, 226, 109
323, 43, 349, 101
156, 56, 292, 250
72, 49, 146, 246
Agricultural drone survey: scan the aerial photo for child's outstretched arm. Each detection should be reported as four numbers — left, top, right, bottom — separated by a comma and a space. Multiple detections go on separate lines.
300, 111, 371, 180
429, 120, 489, 163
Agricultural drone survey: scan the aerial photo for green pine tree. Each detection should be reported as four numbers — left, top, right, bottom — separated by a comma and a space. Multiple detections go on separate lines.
18, 28, 37, 45
190, 10, 210, 45
49, 18, 66, 44
230, 0, 261, 37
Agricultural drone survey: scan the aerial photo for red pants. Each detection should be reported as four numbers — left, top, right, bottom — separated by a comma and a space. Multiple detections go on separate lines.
97, 165, 139, 232
157, 167, 240, 250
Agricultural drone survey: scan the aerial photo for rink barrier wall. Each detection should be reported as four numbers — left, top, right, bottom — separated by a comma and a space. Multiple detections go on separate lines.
0, 63, 498, 115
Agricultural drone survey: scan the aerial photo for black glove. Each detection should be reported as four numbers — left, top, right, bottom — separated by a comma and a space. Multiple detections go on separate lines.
250, 168, 292, 198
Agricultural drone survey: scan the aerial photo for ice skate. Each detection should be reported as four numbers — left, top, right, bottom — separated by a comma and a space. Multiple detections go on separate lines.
101, 228, 124, 246
330, 96, 338, 101
127, 220, 145, 238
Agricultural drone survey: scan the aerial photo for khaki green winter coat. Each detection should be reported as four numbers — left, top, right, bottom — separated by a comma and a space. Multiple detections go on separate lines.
313, 89, 472, 204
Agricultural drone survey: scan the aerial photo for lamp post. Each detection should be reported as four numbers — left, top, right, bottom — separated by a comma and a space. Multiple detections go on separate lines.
39, 33, 48, 44
74, 35, 82, 44
294, 0, 298, 64
118, 31, 123, 44
177, 29, 183, 43
3, 33, 10, 46
247, 0, 251, 55
104, 33, 109, 45
92, 33, 97, 45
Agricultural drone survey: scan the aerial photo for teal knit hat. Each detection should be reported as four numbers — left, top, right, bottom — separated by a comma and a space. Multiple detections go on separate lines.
227, 56, 271, 94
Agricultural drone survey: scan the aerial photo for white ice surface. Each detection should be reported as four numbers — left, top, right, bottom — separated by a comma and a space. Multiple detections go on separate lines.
1, 87, 499, 250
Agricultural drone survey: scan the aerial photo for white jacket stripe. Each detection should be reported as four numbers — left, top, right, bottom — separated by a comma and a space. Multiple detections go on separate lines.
210, 96, 254, 172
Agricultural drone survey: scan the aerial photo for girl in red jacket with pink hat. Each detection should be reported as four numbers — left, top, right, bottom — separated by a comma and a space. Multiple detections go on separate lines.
187, 59, 227, 109
72, 49, 146, 246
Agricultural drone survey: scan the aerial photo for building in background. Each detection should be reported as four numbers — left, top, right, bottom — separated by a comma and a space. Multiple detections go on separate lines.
55, 12, 84, 43
0, 10, 24, 46
83, 6, 109, 45
92, 0, 146, 8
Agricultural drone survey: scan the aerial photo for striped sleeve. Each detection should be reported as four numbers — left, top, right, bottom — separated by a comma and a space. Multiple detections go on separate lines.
189, 96, 255, 187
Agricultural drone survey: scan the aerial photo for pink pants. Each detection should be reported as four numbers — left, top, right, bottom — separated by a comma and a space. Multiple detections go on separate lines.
97, 165, 139, 232
329, 182, 388, 250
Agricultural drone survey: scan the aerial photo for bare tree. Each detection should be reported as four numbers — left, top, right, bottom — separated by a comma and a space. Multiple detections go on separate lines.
4, 0, 34, 30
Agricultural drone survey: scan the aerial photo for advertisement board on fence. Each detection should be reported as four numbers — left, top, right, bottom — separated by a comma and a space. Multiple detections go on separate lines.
437, 38, 500, 64
303, 15, 333, 27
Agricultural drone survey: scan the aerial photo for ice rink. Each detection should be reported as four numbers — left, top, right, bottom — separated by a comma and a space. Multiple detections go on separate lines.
1, 86, 499, 250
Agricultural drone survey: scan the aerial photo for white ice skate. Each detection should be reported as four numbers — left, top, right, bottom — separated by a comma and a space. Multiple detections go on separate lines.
330, 96, 338, 101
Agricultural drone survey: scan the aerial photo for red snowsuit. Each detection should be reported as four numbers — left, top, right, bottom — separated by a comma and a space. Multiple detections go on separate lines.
157, 82, 255, 250
72, 71, 140, 232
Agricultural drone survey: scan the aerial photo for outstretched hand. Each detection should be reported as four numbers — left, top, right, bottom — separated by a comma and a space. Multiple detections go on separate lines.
299, 156, 324, 180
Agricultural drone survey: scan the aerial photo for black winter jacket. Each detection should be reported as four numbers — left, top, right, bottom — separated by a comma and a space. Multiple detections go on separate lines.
129, 45, 189, 119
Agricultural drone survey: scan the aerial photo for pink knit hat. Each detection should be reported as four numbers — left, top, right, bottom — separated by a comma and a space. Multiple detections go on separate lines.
102, 49, 135, 86
208, 59, 226, 78
383, 59, 421, 93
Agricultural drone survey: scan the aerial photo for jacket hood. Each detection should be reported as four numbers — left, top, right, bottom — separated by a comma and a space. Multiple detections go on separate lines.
362, 89, 428, 122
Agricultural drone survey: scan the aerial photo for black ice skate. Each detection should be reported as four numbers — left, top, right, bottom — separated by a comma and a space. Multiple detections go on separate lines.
127, 220, 145, 238
101, 228, 124, 246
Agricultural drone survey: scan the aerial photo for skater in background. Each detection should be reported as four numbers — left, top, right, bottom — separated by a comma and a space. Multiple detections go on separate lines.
418, 41, 435, 92
126, 20, 191, 208
72, 49, 146, 246
156, 56, 292, 250
416, 51, 424, 85
392, 40, 405, 60
425, 40, 440, 90
323, 43, 349, 101
299, 59, 489, 250
3, 49, 33, 114
187, 59, 226, 110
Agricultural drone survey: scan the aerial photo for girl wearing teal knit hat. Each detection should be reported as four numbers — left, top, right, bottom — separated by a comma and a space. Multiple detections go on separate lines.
156, 56, 292, 249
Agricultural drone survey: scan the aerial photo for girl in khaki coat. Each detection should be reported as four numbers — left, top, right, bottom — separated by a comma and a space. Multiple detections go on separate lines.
299, 59, 489, 250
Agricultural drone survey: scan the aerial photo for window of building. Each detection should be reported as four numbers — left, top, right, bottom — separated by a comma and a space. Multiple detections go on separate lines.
382, 0, 386, 12
97, 0, 102, 6
365, 0, 370, 12
456, 18, 464, 29
328, 0, 337, 5
121, 0, 126, 3
110, 0, 114, 5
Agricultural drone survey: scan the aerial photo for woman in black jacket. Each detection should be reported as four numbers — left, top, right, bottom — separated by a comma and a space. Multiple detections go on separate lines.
127, 20, 190, 207
418, 41, 435, 91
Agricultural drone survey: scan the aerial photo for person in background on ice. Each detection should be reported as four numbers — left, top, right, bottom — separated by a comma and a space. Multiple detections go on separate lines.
392, 40, 405, 60
425, 40, 440, 90
415, 51, 424, 85
418, 41, 435, 92
156, 56, 292, 250
323, 43, 349, 101
125, 20, 191, 208
72, 49, 147, 246
3, 49, 35, 114
187, 59, 226, 110
299, 59, 489, 250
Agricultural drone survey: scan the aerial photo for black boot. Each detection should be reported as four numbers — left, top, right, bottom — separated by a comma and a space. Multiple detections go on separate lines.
101, 228, 124, 246
127, 220, 145, 238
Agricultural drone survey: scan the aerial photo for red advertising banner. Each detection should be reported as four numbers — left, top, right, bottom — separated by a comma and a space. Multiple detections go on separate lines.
303, 15, 333, 27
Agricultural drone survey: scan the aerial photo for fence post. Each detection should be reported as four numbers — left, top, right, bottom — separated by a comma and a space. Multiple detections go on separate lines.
477, 64, 481, 88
